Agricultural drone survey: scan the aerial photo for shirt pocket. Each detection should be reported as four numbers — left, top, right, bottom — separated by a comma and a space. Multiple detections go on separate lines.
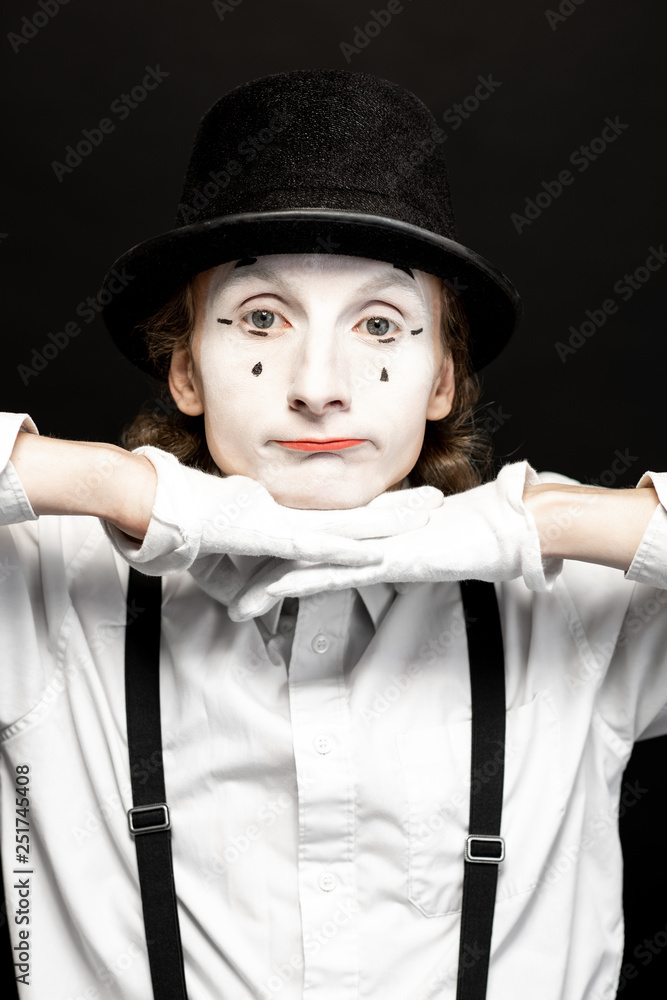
396, 689, 564, 918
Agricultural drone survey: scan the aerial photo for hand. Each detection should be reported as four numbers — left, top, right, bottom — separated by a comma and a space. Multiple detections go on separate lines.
101, 445, 444, 578
227, 461, 564, 621
187, 481, 445, 606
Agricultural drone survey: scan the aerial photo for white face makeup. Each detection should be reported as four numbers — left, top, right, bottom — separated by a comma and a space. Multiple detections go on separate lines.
177, 253, 454, 509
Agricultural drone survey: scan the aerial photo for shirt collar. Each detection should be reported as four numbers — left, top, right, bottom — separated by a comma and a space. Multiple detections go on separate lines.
257, 595, 285, 636
357, 581, 397, 629
229, 475, 410, 635
256, 581, 397, 637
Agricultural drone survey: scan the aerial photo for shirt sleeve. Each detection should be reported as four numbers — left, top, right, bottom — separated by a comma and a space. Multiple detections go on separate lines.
582, 471, 667, 743
0, 412, 117, 729
624, 472, 667, 589
0, 413, 56, 727
532, 470, 667, 746
99, 445, 202, 575
0, 412, 39, 526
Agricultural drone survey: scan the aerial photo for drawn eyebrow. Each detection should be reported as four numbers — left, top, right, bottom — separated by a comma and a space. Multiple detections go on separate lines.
215, 262, 425, 308
213, 262, 291, 297
217, 318, 232, 324
411, 327, 423, 335
349, 276, 425, 313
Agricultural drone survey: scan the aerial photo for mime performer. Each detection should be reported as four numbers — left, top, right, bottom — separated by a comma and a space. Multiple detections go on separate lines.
2, 68, 667, 1000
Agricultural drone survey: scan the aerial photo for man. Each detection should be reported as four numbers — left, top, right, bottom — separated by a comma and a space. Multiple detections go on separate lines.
2, 68, 667, 1000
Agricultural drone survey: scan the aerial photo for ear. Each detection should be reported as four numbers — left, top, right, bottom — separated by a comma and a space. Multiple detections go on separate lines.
426, 352, 456, 421
168, 345, 205, 416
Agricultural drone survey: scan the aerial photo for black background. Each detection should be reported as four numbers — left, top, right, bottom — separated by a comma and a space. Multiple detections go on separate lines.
1, 0, 666, 996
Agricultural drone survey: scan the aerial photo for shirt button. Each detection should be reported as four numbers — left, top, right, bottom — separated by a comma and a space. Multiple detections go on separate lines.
311, 633, 330, 654
279, 619, 295, 635
317, 872, 337, 892
314, 734, 333, 755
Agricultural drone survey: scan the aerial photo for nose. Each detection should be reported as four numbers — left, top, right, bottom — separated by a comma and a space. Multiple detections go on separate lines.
286, 324, 352, 416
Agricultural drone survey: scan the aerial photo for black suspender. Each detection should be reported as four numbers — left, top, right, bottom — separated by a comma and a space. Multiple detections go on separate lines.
457, 579, 507, 1000
125, 568, 188, 1000
123, 569, 505, 1000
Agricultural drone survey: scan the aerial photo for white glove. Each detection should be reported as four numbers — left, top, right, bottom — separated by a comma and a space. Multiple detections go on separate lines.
227, 461, 564, 621
186, 483, 444, 604
101, 446, 444, 586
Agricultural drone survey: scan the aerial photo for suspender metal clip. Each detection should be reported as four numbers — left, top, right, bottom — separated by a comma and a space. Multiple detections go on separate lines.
128, 803, 171, 836
465, 834, 505, 864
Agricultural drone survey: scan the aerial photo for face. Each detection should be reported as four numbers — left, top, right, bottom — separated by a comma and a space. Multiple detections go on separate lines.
169, 253, 455, 509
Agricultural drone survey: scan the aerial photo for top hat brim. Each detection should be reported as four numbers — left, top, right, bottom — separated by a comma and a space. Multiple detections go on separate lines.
102, 208, 522, 376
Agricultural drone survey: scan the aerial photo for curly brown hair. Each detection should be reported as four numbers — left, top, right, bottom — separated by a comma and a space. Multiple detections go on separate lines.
120, 272, 492, 495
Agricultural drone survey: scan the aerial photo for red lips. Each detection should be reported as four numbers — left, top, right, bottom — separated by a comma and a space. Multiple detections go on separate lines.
275, 439, 365, 452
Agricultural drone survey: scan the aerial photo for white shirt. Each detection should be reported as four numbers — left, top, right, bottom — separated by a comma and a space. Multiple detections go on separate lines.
2, 411, 667, 1000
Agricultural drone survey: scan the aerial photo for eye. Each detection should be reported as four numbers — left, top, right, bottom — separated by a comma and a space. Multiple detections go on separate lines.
241, 309, 289, 337
240, 308, 289, 333
356, 316, 400, 338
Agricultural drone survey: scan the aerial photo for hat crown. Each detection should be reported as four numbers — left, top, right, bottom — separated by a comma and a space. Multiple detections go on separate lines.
102, 69, 521, 375
177, 69, 457, 238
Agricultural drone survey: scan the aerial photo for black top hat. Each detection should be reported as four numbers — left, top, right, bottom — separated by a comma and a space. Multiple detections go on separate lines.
102, 68, 521, 375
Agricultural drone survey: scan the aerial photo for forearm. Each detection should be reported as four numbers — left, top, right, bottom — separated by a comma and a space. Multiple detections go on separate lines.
523, 482, 660, 571
9, 432, 157, 540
